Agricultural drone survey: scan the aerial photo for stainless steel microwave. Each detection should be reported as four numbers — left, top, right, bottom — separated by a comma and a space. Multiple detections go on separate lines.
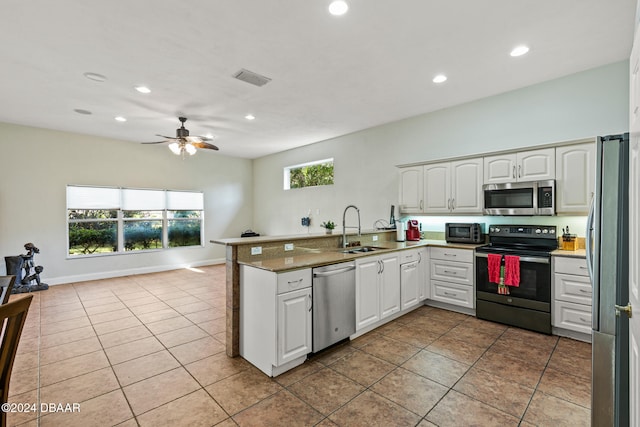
445, 223, 485, 243
483, 180, 555, 216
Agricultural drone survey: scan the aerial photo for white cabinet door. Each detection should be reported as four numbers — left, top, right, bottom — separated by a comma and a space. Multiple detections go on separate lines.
451, 158, 483, 213
484, 154, 517, 184
400, 261, 420, 311
483, 148, 554, 184
399, 166, 423, 213
423, 162, 451, 213
418, 248, 430, 301
555, 143, 596, 214
277, 288, 312, 366
380, 255, 400, 319
355, 257, 381, 330
518, 148, 555, 181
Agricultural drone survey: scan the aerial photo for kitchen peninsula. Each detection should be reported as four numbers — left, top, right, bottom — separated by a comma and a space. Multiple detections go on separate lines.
211, 230, 480, 360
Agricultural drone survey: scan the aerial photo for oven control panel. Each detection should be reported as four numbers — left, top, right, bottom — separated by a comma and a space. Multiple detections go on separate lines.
488, 225, 556, 239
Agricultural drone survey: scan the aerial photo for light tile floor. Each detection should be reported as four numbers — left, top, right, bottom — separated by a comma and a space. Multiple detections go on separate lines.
6, 265, 592, 426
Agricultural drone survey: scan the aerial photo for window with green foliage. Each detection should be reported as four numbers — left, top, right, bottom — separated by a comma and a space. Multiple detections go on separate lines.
67, 186, 204, 257
284, 158, 334, 190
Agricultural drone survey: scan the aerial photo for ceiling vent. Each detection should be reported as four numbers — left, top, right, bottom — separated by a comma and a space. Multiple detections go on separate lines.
233, 69, 272, 87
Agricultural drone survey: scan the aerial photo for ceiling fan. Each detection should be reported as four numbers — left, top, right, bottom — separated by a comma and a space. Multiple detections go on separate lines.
143, 117, 219, 156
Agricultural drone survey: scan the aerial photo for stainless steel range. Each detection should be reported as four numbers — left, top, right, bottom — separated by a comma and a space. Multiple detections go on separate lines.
475, 225, 558, 334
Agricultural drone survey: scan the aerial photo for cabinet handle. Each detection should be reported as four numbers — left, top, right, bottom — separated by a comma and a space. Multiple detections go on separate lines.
287, 278, 304, 288
518, 165, 522, 178
451, 198, 455, 210
418, 252, 422, 263
579, 266, 588, 270
420, 200, 423, 210
380, 260, 385, 274
308, 294, 313, 312
443, 270, 457, 275
512, 166, 516, 178
579, 317, 589, 323
444, 291, 457, 297
444, 253, 457, 257
579, 289, 592, 294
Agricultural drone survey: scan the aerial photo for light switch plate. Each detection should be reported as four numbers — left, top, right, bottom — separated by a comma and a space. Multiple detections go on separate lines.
372, 235, 378, 241
284, 243, 294, 251
251, 246, 262, 255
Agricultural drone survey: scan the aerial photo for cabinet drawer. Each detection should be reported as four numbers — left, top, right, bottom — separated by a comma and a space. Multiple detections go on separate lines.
430, 260, 473, 286
431, 280, 474, 309
553, 300, 592, 334
399, 249, 421, 264
554, 273, 592, 305
277, 269, 311, 294
430, 247, 473, 263
554, 256, 589, 276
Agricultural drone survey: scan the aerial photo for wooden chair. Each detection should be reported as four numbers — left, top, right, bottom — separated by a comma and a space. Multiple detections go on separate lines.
0, 295, 33, 426
0, 276, 16, 305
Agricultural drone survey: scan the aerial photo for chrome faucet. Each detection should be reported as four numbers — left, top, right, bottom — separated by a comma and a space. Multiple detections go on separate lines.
342, 205, 361, 248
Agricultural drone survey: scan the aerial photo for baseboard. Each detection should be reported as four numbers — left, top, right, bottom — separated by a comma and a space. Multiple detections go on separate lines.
44, 258, 226, 286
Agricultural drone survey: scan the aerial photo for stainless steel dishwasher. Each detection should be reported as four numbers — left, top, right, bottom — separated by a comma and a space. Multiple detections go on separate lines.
312, 262, 356, 352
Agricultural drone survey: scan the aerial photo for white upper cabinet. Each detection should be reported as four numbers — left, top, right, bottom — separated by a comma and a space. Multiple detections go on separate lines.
398, 166, 423, 213
450, 159, 484, 213
484, 148, 555, 184
423, 162, 451, 213
631, 26, 640, 132
423, 159, 483, 214
555, 142, 596, 214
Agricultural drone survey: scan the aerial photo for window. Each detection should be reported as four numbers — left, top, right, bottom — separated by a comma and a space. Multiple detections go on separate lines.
67, 186, 204, 257
284, 158, 334, 190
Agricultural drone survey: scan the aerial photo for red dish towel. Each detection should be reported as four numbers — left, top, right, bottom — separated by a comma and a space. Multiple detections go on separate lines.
487, 254, 502, 284
504, 255, 520, 287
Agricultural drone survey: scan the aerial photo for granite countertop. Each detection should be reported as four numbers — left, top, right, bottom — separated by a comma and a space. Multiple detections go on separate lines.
238, 239, 484, 272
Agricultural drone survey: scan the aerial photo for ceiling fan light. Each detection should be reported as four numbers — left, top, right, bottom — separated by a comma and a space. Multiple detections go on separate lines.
185, 144, 197, 155
168, 142, 182, 155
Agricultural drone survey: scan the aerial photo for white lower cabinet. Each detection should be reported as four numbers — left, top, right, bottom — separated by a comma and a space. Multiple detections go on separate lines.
418, 248, 430, 301
400, 250, 420, 311
552, 256, 592, 339
429, 247, 474, 309
240, 266, 312, 376
356, 253, 399, 331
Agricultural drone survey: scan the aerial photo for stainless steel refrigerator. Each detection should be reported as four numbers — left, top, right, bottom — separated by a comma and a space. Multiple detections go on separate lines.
587, 133, 629, 426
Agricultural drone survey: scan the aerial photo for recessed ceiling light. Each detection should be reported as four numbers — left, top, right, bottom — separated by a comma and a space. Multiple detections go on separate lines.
83, 72, 107, 82
329, 1, 348, 16
432, 74, 447, 84
135, 85, 151, 94
115, 116, 127, 122
245, 114, 256, 121
74, 109, 92, 115
510, 45, 530, 57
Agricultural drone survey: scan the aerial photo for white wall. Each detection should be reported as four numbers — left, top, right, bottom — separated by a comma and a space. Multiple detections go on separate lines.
253, 61, 629, 236
0, 122, 254, 284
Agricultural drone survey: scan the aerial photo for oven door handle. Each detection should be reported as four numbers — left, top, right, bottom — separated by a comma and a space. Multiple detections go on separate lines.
474, 252, 550, 264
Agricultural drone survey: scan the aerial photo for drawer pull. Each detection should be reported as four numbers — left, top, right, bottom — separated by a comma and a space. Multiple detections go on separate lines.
579, 289, 592, 294
287, 278, 304, 287
579, 317, 589, 323
443, 270, 457, 275
444, 253, 457, 257
444, 291, 457, 297
579, 266, 588, 270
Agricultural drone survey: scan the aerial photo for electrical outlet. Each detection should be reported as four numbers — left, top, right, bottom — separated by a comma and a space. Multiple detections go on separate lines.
372, 235, 379, 241
284, 243, 294, 251
301, 217, 310, 226
251, 246, 262, 255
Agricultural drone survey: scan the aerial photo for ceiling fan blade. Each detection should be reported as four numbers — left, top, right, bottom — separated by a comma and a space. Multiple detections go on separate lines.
156, 134, 178, 139
192, 141, 219, 151
141, 140, 168, 144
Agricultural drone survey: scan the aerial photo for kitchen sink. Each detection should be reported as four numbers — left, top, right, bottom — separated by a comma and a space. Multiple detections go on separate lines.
341, 246, 386, 254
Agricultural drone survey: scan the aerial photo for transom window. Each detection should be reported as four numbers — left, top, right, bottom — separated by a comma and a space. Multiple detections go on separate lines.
284, 158, 334, 190
67, 185, 204, 257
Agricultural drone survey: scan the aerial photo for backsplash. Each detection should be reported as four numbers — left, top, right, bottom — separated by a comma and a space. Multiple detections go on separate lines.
401, 215, 588, 237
